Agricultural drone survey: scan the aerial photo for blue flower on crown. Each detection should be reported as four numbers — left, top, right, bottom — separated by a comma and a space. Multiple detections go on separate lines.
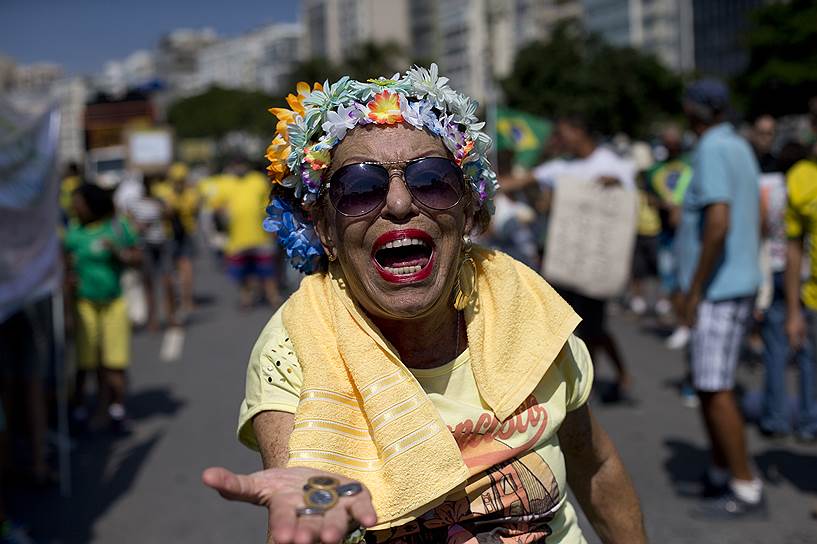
263, 197, 325, 274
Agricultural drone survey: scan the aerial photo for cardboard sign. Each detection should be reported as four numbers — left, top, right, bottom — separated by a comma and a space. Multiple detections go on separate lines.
543, 177, 638, 299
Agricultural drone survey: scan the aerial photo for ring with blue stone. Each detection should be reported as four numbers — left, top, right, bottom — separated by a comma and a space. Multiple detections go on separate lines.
305, 488, 339, 509
336, 482, 364, 497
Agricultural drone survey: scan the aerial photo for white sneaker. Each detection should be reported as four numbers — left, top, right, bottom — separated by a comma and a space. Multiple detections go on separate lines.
666, 326, 690, 350
630, 296, 648, 315
655, 298, 672, 316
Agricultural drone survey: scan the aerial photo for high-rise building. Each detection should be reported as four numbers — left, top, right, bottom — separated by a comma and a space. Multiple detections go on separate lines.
692, 0, 765, 79
301, 0, 410, 62
97, 50, 156, 96
51, 77, 90, 165
155, 28, 220, 95
196, 23, 301, 94
514, 0, 583, 48
582, 0, 694, 72
258, 25, 303, 94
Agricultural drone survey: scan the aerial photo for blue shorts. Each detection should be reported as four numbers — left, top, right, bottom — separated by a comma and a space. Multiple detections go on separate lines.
226, 247, 276, 282
657, 233, 679, 293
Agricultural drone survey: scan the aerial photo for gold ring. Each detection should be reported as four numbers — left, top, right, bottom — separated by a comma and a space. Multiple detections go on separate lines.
306, 476, 340, 490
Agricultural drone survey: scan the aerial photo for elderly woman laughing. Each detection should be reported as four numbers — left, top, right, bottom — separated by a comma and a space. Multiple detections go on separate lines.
203, 66, 646, 544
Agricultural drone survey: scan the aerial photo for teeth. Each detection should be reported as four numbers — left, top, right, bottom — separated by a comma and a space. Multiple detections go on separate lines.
385, 264, 423, 275
381, 238, 428, 250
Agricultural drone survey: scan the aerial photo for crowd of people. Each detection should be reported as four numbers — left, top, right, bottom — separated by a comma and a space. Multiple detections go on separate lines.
2, 73, 817, 542
0, 154, 287, 542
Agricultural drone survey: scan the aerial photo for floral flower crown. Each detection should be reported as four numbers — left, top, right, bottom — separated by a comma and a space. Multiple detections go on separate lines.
263, 64, 498, 274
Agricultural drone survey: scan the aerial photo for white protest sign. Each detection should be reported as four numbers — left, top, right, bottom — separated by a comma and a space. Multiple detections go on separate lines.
127, 128, 173, 171
543, 177, 638, 299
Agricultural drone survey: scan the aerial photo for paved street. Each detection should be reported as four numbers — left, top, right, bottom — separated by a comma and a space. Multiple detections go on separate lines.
17, 256, 817, 543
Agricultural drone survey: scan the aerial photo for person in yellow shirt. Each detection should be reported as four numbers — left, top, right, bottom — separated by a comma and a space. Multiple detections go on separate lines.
629, 170, 663, 316
59, 162, 82, 225
783, 153, 817, 441
154, 163, 200, 315
210, 160, 280, 309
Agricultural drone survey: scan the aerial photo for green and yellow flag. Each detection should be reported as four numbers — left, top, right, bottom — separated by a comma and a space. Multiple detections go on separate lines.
496, 107, 552, 168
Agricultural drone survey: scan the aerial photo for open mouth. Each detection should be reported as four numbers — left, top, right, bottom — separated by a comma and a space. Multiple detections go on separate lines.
371, 229, 435, 283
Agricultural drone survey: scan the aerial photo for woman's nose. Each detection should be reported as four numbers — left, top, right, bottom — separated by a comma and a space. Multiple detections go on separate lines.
381, 170, 415, 220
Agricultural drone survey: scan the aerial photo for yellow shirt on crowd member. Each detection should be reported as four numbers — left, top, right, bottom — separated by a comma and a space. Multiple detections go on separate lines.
636, 190, 661, 237
60, 175, 81, 219
238, 308, 593, 544
153, 181, 201, 234
198, 174, 236, 209
210, 171, 272, 255
785, 159, 817, 310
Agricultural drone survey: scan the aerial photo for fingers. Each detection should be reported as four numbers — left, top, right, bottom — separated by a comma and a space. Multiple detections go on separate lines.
201, 467, 260, 504
346, 488, 378, 528
267, 500, 298, 544
293, 512, 325, 544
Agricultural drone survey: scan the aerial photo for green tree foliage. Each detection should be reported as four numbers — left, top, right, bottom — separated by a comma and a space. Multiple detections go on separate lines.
736, 0, 817, 118
501, 22, 682, 137
167, 86, 282, 138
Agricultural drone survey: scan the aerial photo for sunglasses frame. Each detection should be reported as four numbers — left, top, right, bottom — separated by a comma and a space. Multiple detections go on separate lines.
321, 156, 469, 217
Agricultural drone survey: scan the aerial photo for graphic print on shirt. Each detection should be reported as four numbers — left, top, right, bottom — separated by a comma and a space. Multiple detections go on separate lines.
368, 394, 560, 543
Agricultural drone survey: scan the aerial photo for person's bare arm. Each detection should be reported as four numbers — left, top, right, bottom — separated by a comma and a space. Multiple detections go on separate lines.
785, 238, 806, 349
253, 411, 295, 469
498, 171, 537, 192
683, 202, 729, 326
559, 404, 646, 544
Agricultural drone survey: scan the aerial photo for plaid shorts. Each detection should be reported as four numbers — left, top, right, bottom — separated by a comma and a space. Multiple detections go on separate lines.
690, 296, 753, 392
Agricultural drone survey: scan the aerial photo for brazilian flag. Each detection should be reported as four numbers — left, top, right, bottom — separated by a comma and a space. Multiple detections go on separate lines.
496, 107, 552, 168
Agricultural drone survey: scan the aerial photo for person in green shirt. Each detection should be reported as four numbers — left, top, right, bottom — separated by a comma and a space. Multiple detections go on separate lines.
64, 183, 140, 433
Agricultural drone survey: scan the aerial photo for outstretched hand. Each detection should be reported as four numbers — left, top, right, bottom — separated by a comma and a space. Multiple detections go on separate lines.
202, 466, 377, 544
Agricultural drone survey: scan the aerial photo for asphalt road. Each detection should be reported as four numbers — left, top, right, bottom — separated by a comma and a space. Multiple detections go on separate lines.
16, 256, 817, 543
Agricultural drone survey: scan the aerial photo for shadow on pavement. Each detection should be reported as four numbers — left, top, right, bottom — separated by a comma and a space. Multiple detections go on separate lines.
126, 387, 186, 421
755, 449, 817, 494
663, 438, 710, 497
16, 387, 184, 543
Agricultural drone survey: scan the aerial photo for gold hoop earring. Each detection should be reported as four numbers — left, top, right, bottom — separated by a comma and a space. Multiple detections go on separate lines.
327, 250, 337, 262
453, 237, 476, 311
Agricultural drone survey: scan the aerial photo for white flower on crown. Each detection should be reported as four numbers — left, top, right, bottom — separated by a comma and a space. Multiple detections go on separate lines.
406, 63, 452, 108
322, 103, 362, 141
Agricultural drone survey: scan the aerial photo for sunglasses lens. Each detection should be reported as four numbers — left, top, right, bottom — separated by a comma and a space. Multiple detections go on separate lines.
329, 164, 389, 216
405, 157, 464, 210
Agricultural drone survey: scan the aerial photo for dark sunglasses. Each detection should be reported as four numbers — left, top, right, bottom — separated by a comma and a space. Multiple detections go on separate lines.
324, 156, 465, 217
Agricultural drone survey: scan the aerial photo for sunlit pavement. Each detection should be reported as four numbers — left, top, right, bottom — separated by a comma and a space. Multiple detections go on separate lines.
15, 256, 817, 543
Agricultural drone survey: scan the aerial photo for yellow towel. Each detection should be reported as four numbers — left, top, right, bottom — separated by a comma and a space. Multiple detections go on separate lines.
282, 246, 580, 528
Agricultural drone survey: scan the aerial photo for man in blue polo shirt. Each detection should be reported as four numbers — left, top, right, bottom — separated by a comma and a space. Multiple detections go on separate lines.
677, 79, 764, 518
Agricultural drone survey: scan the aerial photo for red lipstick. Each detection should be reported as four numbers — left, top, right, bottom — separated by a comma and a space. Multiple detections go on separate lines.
371, 229, 435, 284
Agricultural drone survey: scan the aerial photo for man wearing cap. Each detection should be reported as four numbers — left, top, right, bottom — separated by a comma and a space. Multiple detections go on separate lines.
678, 79, 764, 517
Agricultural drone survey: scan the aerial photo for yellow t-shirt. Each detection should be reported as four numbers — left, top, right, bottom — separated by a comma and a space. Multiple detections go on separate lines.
785, 159, 817, 309
636, 191, 661, 237
238, 308, 592, 543
60, 175, 81, 219
153, 181, 200, 234
199, 174, 236, 209
210, 171, 271, 255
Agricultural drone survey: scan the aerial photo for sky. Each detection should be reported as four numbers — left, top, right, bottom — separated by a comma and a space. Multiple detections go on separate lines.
0, 0, 299, 76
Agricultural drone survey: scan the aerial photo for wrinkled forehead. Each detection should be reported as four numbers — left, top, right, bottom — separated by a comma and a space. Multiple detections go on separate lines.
329, 124, 450, 174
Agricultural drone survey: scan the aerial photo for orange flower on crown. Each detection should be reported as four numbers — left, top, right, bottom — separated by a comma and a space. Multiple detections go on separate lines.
366, 90, 403, 124
268, 81, 323, 138
304, 146, 331, 171
265, 134, 291, 184
455, 140, 475, 166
